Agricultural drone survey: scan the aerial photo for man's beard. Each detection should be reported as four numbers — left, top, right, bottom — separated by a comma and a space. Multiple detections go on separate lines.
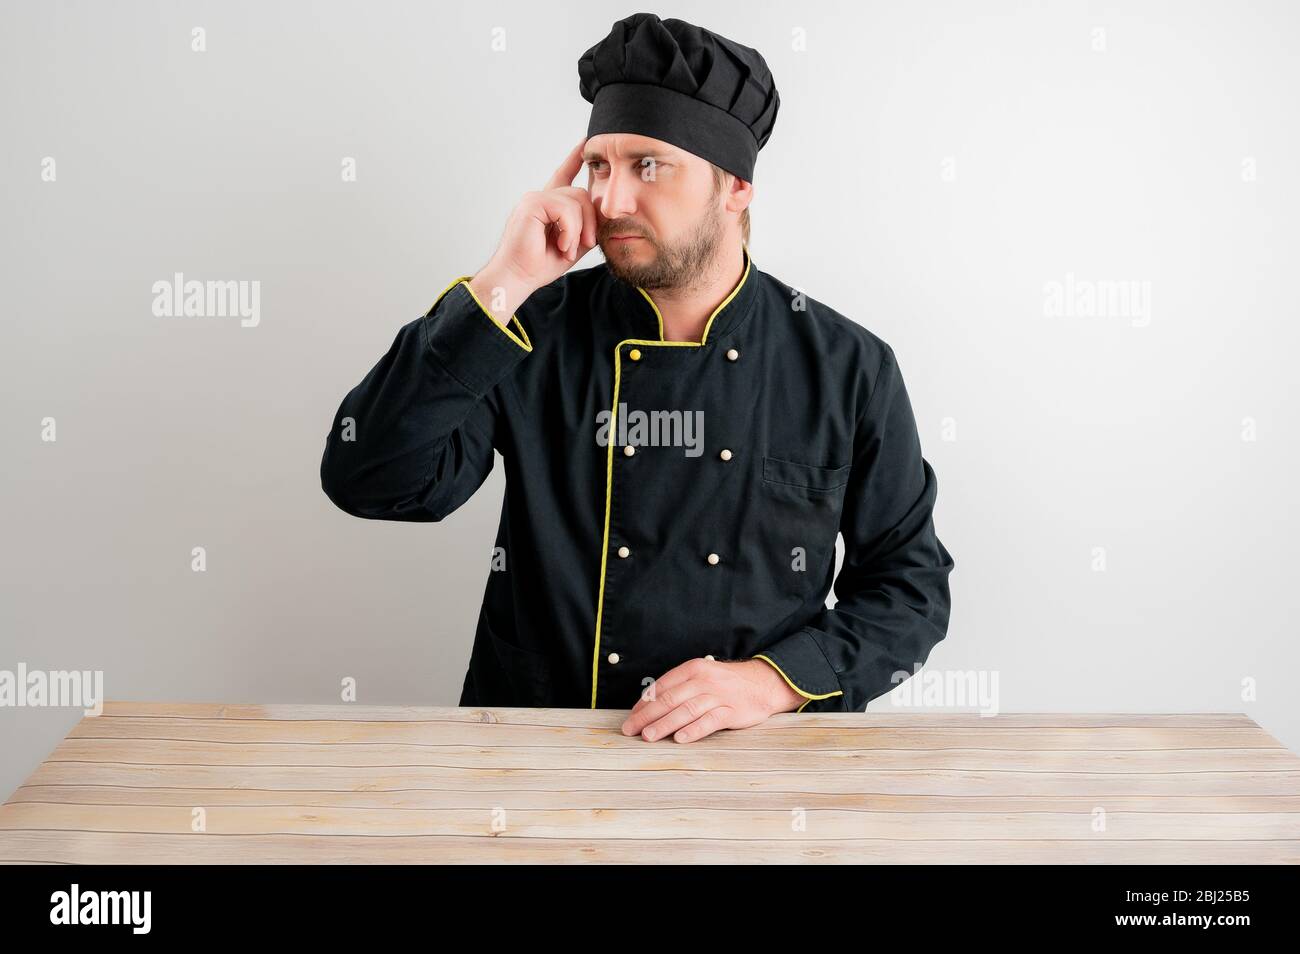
599, 203, 725, 292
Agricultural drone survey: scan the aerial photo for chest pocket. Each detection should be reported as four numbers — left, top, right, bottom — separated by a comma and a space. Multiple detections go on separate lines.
759, 454, 850, 580
762, 455, 851, 493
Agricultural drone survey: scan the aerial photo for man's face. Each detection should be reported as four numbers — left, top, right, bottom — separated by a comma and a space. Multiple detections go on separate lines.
583, 133, 727, 290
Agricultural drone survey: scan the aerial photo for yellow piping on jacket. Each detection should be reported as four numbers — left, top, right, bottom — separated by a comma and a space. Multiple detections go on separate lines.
590, 243, 752, 708
429, 275, 534, 352
752, 654, 845, 713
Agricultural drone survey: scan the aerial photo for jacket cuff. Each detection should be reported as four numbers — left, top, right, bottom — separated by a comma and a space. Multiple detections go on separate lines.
752, 628, 845, 712
422, 276, 533, 396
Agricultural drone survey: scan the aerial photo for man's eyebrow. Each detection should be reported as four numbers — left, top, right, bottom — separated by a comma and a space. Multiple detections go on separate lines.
583, 150, 675, 162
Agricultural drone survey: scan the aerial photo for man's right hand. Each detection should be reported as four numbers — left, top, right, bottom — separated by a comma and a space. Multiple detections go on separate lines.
468, 138, 598, 326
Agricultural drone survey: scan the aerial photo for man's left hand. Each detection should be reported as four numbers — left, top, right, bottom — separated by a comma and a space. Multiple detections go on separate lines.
620, 658, 806, 743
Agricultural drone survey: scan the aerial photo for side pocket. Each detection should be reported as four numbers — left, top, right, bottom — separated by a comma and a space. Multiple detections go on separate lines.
485, 621, 556, 708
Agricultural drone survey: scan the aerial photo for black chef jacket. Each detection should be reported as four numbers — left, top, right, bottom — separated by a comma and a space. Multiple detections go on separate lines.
320, 243, 955, 713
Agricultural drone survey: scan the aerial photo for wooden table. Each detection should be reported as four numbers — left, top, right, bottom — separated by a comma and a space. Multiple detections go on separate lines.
2, 703, 1298, 863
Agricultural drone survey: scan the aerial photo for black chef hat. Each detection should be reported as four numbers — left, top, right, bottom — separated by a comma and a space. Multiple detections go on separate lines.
578, 12, 780, 183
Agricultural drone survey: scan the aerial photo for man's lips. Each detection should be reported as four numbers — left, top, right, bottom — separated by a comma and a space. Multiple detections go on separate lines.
608, 235, 644, 242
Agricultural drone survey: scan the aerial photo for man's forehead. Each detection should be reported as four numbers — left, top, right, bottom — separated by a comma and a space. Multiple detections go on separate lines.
583, 134, 691, 162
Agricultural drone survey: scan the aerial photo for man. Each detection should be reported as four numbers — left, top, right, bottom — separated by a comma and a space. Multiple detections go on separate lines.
320, 13, 955, 743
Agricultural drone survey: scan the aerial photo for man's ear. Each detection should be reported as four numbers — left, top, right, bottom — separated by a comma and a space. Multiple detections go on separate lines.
725, 174, 753, 216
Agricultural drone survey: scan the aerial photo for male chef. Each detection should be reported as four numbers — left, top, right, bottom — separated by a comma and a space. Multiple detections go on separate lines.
320, 12, 955, 743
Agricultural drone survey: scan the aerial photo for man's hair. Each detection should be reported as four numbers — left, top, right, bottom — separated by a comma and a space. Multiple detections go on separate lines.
710, 163, 750, 247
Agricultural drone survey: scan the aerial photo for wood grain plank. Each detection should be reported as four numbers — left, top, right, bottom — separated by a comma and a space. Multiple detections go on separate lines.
40, 740, 1300, 775
65, 718, 1286, 750
0, 832, 1296, 864
3, 803, 1299, 839
87, 702, 1263, 728
13, 786, 1300, 813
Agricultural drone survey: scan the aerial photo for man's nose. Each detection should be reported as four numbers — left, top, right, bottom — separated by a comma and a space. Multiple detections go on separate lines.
599, 165, 639, 219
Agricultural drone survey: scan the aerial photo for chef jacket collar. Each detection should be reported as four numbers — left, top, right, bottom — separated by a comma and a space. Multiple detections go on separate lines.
607, 240, 759, 347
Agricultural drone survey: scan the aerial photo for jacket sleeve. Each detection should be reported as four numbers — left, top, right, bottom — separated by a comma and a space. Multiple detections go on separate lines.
320, 275, 532, 521
752, 344, 955, 712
